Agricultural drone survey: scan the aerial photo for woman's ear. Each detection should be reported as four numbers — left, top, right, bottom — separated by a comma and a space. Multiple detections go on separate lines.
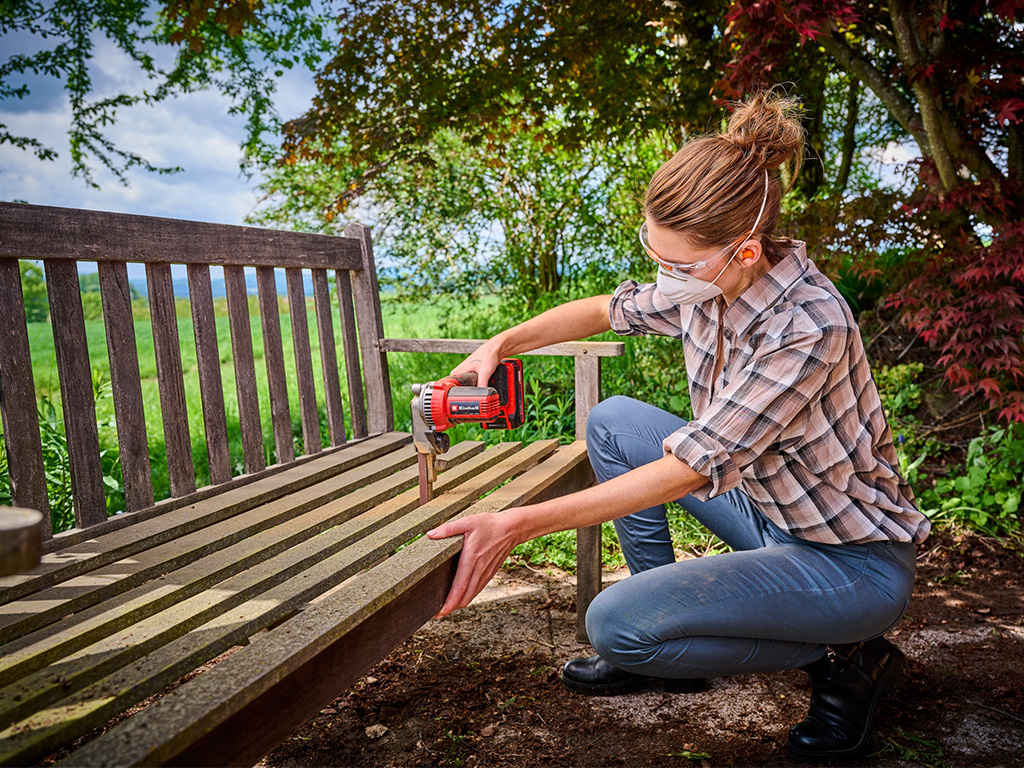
739, 240, 762, 264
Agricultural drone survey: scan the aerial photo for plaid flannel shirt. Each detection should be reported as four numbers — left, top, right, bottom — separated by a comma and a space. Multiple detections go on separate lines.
609, 241, 930, 545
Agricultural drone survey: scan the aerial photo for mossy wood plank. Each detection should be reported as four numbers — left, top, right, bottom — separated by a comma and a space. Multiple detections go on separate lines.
335, 269, 366, 439
0, 441, 554, 765
60, 441, 590, 768
44, 260, 107, 528
186, 264, 231, 486
256, 266, 295, 464
146, 262, 196, 498
312, 268, 346, 446
286, 267, 320, 455
0, 444, 418, 644
40, 432, 407, 554
0, 442, 486, 689
99, 261, 155, 513
224, 265, 265, 474
0, 433, 410, 606
0, 202, 362, 270
0, 259, 50, 533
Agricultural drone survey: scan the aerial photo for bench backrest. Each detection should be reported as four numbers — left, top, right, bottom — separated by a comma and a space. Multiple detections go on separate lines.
0, 203, 393, 541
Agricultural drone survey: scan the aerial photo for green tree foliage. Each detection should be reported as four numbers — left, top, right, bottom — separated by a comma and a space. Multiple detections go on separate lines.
0, 0, 335, 186
255, 122, 670, 311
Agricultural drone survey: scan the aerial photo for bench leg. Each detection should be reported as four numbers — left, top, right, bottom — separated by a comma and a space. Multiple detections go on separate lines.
575, 524, 602, 643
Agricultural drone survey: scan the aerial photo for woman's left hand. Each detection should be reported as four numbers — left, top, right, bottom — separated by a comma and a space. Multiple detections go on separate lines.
427, 510, 521, 618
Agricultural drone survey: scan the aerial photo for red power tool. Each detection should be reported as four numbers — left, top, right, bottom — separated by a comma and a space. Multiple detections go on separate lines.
411, 359, 525, 504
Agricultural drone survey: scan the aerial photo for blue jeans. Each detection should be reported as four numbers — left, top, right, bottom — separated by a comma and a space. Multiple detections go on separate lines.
584, 396, 917, 679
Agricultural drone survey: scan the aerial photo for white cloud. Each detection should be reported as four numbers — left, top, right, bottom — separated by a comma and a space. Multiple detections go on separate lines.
0, 35, 316, 226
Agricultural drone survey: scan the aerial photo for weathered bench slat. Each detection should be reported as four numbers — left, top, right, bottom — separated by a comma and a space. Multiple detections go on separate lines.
44, 260, 108, 528
40, 432, 405, 553
0, 442, 488, 690
146, 262, 196, 497
60, 441, 590, 768
335, 268, 367, 438
256, 266, 295, 464
224, 265, 265, 474
0, 203, 363, 271
98, 261, 156, 512
0, 259, 51, 534
312, 268, 346, 445
0, 432, 410, 605
186, 264, 231, 485
0, 443, 419, 643
344, 222, 392, 434
0, 443, 521, 732
0, 442, 551, 765
286, 267, 321, 454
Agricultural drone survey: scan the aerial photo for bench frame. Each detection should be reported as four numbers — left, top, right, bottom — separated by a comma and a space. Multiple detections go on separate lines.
0, 202, 621, 766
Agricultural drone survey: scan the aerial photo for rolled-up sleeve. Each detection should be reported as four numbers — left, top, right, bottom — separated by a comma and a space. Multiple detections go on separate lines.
608, 280, 685, 339
663, 322, 849, 499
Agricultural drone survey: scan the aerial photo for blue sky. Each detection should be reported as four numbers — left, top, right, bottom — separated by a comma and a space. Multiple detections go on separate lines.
0, 33, 316, 227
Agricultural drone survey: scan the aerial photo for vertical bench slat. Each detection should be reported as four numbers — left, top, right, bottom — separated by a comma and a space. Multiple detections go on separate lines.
311, 269, 346, 446
285, 268, 320, 455
335, 270, 367, 439
146, 263, 196, 498
223, 266, 265, 475
44, 260, 107, 528
97, 262, 154, 513
343, 223, 393, 434
187, 265, 231, 485
256, 267, 295, 465
0, 259, 51, 536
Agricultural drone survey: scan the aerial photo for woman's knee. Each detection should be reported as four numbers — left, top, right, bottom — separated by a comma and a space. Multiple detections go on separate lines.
584, 395, 637, 449
584, 580, 656, 670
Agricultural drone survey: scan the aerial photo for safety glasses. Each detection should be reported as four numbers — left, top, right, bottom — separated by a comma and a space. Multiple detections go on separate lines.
638, 223, 742, 275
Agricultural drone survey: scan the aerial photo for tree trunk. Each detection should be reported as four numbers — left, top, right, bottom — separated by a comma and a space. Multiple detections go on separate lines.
835, 77, 860, 198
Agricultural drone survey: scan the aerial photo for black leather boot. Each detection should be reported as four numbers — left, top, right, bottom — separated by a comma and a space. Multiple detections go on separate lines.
787, 637, 905, 762
560, 654, 706, 696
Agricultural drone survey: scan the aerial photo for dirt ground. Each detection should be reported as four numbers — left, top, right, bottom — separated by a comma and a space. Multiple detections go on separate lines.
259, 528, 1024, 768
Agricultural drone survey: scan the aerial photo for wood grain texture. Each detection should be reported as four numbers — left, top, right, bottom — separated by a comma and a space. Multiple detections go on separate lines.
0, 433, 411, 610
286, 268, 320, 454
224, 265, 265, 474
574, 354, 601, 441
44, 260, 107, 528
186, 264, 231, 485
0, 260, 50, 533
0, 443, 486, 692
335, 269, 367, 438
256, 267, 294, 464
0, 202, 361, 270
380, 338, 626, 357
98, 261, 155, 513
344, 223, 392, 434
312, 269, 346, 445
146, 262, 196, 498
60, 441, 591, 768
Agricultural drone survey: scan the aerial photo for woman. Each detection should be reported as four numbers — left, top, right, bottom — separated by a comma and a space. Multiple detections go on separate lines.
426, 92, 929, 762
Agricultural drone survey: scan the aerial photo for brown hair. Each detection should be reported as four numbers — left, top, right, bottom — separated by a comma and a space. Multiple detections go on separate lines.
644, 91, 805, 265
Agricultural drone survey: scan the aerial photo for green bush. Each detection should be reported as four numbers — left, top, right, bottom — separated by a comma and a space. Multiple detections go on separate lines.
920, 423, 1024, 538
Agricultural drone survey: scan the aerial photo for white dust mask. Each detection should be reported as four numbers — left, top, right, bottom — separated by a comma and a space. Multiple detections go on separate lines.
656, 170, 770, 306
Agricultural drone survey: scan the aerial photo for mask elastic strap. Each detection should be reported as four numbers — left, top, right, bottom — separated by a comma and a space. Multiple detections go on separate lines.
707, 168, 770, 287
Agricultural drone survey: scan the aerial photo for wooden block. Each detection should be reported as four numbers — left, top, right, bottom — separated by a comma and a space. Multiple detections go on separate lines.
0, 508, 43, 577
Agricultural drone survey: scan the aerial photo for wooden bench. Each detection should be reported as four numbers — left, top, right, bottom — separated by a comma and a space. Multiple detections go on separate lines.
0, 202, 623, 767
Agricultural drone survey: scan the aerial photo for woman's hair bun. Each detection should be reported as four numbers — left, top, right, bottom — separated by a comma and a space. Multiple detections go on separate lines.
723, 90, 805, 177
